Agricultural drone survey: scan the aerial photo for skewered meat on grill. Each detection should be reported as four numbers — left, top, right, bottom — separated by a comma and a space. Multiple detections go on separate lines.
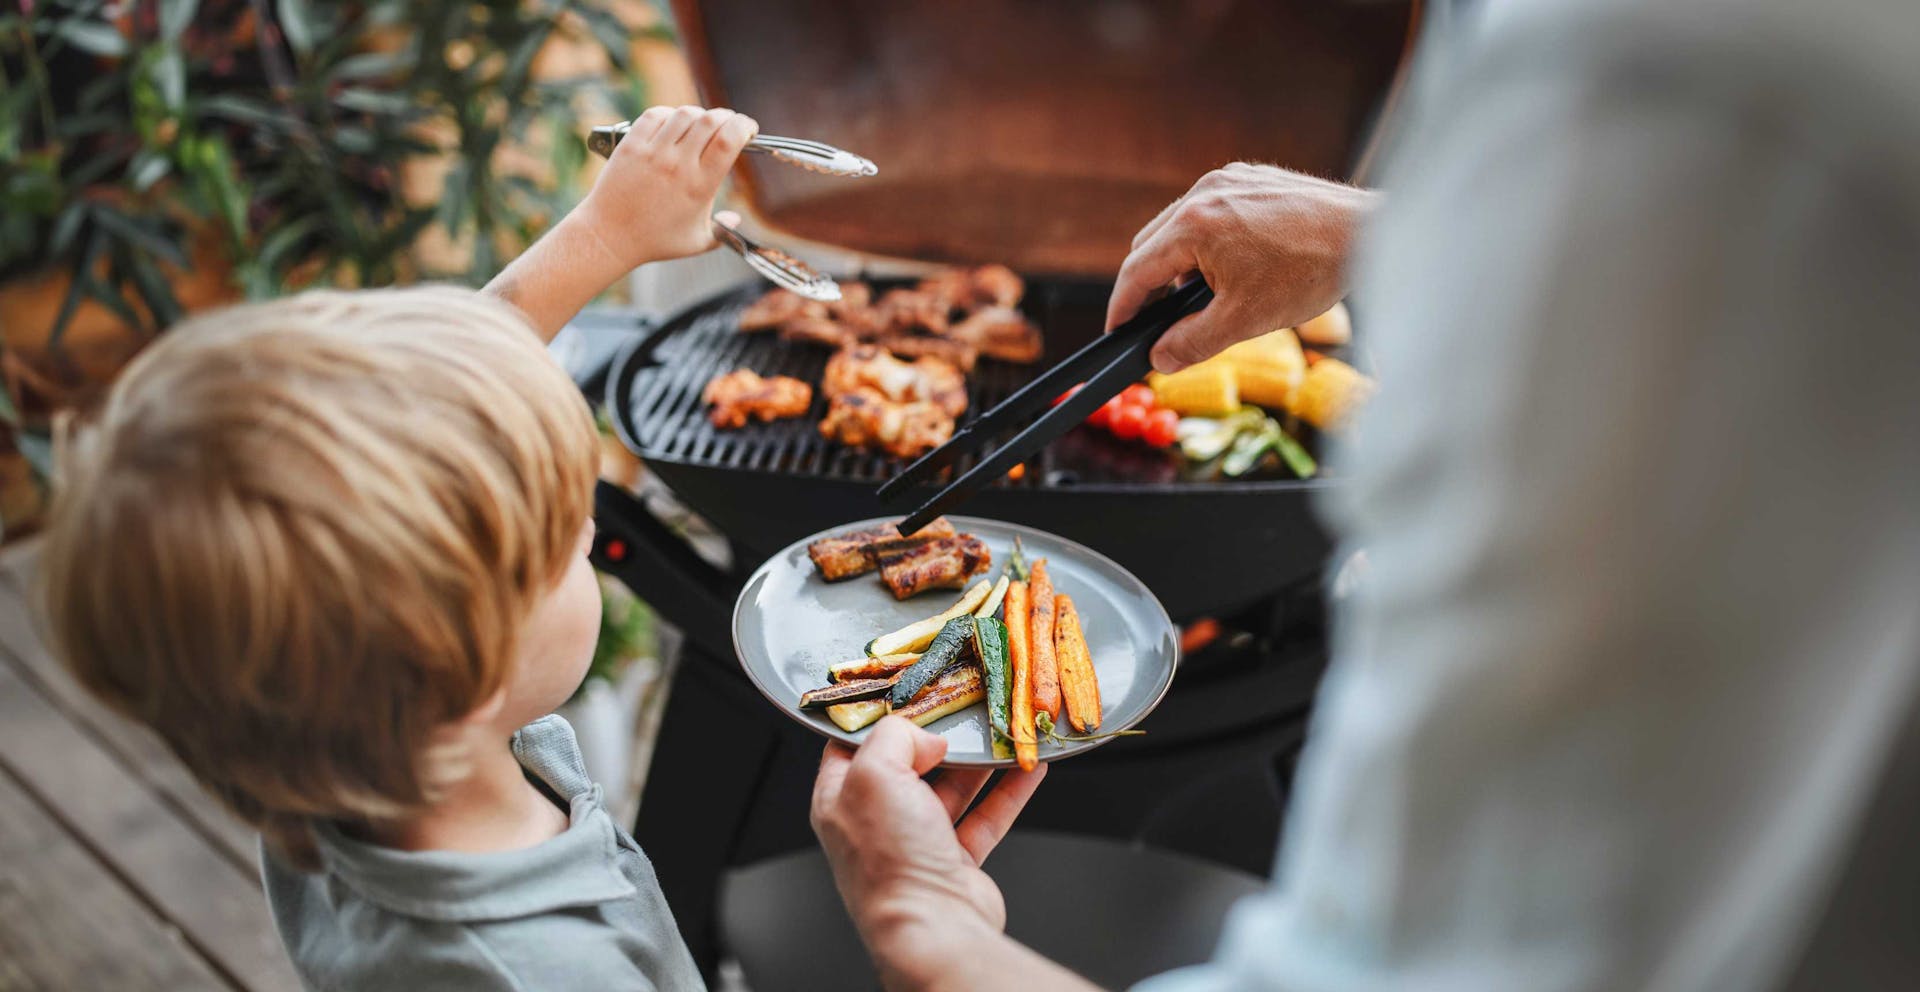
947, 306, 1044, 364
877, 534, 992, 599
823, 344, 967, 418
818, 388, 955, 459
806, 517, 960, 581
702, 370, 814, 428
877, 334, 979, 372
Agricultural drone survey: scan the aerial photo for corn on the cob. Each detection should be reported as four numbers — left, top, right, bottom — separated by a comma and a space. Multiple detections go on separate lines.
1295, 301, 1352, 346
1292, 356, 1375, 432
1148, 360, 1239, 416
1231, 359, 1303, 411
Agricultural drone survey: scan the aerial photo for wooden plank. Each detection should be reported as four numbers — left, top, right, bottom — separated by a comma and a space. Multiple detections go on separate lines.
0, 768, 232, 992
0, 662, 300, 992
0, 542, 257, 869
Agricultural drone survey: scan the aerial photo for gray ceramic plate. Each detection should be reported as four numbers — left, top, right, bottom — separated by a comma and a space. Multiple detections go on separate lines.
733, 516, 1180, 767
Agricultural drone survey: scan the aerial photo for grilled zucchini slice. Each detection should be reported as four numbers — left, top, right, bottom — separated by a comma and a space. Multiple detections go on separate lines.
865, 581, 990, 657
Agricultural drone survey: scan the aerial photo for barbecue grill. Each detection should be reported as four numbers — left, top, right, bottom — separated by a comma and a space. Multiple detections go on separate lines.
583, 0, 1421, 981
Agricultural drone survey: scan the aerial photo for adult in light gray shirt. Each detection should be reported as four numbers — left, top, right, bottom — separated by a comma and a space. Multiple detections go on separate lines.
809, 0, 1920, 988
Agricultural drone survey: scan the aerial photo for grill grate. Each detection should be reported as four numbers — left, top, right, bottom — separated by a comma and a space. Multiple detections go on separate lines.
618, 280, 1074, 488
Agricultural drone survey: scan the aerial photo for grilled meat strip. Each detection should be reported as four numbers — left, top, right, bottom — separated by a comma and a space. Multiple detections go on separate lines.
824, 344, 967, 418
877, 535, 991, 599
806, 518, 959, 582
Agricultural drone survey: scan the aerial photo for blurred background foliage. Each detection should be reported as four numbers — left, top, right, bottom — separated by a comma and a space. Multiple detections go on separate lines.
0, 0, 681, 536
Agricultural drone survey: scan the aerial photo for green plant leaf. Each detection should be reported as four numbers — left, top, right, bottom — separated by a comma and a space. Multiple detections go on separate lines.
90, 209, 189, 268
120, 246, 184, 328
48, 204, 89, 257
51, 18, 128, 58
151, 47, 187, 110
128, 150, 172, 192
328, 51, 409, 82
333, 88, 412, 117
48, 229, 108, 348
159, 0, 200, 42
277, 0, 317, 55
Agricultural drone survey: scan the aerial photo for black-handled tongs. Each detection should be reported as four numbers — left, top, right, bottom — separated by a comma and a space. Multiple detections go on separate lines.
878, 279, 1215, 534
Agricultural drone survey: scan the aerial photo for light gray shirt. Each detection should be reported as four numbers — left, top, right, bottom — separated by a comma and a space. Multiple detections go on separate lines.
1141, 1, 1920, 990
263, 716, 704, 992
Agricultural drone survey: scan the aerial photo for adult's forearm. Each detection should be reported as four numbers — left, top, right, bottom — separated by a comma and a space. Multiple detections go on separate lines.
866, 915, 1102, 992
483, 211, 631, 343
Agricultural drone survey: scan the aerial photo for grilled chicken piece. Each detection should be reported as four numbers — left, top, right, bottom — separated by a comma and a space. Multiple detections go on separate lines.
947, 306, 1044, 364
824, 344, 967, 418
806, 518, 959, 581
968, 264, 1024, 309
916, 265, 1025, 312
818, 388, 955, 460
781, 316, 858, 349
702, 370, 814, 429
738, 288, 823, 332
875, 288, 950, 336
878, 334, 979, 372
877, 535, 992, 599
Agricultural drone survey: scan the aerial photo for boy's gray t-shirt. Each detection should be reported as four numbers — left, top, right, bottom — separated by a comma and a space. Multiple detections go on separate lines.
262, 716, 704, 991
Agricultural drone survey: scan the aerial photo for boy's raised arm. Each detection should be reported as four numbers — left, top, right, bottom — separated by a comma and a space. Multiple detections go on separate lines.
485, 105, 757, 342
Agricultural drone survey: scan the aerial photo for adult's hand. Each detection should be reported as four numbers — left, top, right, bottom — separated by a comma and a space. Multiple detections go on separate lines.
1108, 163, 1380, 374
812, 717, 1051, 990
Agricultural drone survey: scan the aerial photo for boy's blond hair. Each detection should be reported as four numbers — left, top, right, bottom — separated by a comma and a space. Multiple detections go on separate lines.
41, 286, 598, 869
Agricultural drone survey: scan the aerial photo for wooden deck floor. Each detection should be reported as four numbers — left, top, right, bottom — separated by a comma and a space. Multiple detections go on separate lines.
0, 541, 300, 992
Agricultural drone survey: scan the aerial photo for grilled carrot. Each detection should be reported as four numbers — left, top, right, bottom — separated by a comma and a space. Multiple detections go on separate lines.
1028, 559, 1060, 722
1054, 594, 1102, 732
1005, 580, 1038, 770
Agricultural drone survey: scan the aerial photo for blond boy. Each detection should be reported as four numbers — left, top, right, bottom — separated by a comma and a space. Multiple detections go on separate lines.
42, 105, 758, 991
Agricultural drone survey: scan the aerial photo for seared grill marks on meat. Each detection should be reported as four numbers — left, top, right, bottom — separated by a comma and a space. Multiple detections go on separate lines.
818, 388, 955, 460
702, 370, 813, 429
806, 518, 959, 582
877, 535, 992, 599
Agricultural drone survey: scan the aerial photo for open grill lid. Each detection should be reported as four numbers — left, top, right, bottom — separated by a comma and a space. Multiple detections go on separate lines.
671, 0, 1418, 276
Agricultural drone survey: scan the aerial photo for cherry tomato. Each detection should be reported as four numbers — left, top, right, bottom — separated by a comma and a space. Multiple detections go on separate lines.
1122, 384, 1156, 408
1088, 396, 1123, 430
1110, 404, 1149, 441
1053, 383, 1084, 407
1142, 408, 1180, 447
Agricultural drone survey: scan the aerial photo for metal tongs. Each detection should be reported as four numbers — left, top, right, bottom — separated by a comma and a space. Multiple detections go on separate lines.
878, 279, 1216, 534
586, 122, 878, 302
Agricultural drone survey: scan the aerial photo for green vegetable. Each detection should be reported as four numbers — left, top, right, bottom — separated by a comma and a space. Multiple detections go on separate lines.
1008, 535, 1031, 582
1222, 422, 1280, 476
1273, 428, 1318, 479
889, 617, 973, 708
972, 616, 1012, 759
865, 581, 991, 657
1178, 409, 1264, 462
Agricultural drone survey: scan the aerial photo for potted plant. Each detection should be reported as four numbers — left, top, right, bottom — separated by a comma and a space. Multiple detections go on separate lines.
0, 0, 662, 537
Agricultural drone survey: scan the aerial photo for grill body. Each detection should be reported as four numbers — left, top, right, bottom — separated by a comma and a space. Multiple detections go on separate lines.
605, 279, 1334, 620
